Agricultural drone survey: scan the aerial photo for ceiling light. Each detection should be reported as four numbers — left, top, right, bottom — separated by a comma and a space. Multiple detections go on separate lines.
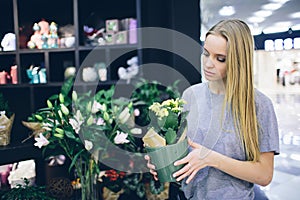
262, 3, 282, 10
290, 12, 300, 19
274, 21, 292, 27
248, 24, 262, 35
254, 10, 273, 17
247, 16, 265, 23
263, 26, 289, 34
268, 0, 290, 4
218, 6, 235, 16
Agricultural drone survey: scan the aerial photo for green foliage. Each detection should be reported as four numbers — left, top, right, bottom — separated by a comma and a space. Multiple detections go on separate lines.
131, 79, 180, 106
0, 93, 12, 117
0, 178, 55, 200
148, 98, 188, 145
131, 79, 180, 127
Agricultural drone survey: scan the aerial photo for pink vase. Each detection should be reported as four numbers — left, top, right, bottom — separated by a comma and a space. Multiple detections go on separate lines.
10, 65, 18, 84
0, 71, 7, 84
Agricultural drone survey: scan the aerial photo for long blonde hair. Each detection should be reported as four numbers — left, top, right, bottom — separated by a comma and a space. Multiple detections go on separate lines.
206, 19, 260, 162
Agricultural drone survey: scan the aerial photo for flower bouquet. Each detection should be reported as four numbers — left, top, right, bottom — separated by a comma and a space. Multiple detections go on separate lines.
23, 77, 148, 199
142, 98, 189, 182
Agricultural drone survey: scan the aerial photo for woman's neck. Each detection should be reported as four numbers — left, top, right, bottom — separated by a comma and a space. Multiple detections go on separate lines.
208, 81, 226, 94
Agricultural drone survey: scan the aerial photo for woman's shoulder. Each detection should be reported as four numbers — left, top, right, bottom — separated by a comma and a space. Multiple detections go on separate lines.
254, 89, 275, 113
254, 89, 273, 105
183, 82, 207, 96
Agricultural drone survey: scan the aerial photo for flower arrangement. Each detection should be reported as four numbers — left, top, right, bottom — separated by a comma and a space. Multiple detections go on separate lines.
143, 98, 188, 147
24, 77, 182, 198
142, 98, 189, 183
24, 77, 144, 199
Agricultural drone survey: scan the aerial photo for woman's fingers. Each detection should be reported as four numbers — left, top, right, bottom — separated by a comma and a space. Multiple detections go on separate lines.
145, 154, 158, 180
145, 155, 156, 169
173, 163, 192, 181
174, 153, 190, 166
185, 169, 198, 184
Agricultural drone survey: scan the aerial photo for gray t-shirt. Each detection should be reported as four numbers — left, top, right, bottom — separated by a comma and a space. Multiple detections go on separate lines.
181, 82, 280, 200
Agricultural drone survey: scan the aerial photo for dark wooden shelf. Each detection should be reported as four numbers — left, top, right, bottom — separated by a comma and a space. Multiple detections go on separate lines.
0, 82, 63, 88
19, 47, 76, 54
0, 141, 42, 165
0, 51, 16, 55
78, 44, 138, 51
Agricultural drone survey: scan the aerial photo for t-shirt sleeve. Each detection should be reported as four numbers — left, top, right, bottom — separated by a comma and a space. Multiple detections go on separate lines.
256, 93, 280, 155
181, 88, 191, 112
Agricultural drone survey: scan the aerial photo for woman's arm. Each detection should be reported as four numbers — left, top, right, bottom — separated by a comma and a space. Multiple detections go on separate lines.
173, 139, 274, 186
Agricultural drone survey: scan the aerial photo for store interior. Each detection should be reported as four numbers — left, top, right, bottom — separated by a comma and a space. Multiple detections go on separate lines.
0, 0, 300, 199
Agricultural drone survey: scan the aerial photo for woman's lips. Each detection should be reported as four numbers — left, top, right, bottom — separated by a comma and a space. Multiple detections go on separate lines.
204, 69, 215, 76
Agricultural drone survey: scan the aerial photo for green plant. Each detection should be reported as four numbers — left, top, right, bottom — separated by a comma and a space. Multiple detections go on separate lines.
0, 93, 12, 117
0, 178, 54, 200
146, 98, 188, 145
131, 79, 180, 127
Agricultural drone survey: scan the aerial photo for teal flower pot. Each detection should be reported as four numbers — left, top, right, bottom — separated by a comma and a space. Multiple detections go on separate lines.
146, 138, 188, 182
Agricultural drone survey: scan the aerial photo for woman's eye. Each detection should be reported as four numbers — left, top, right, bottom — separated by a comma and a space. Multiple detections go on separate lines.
217, 57, 226, 63
203, 50, 209, 56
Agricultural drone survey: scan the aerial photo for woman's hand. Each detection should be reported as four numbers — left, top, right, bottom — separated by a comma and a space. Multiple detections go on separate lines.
144, 154, 158, 181
173, 138, 213, 184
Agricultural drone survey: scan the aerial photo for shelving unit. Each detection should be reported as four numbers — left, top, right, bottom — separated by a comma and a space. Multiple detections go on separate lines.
0, 0, 201, 188
0, 0, 142, 142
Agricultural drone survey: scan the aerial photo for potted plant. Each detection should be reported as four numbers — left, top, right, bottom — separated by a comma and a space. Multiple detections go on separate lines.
0, 93, 15, 146
0, 178, 55, 200
142, 98, 189, 182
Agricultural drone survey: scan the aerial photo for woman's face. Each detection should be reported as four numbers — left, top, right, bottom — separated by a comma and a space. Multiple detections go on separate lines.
202, 34, 227, 81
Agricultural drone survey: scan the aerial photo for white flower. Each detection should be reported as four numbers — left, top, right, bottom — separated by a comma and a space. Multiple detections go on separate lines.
158, 108, 169, 119
114, 131, 130, 144
95, 117, 105, 125
84, 140, 93, 151
118, 107, 130, 124
149, 102, 161, 114
34, 133, 50, 148
42, 122, 53, 131
74, 110, 84, 123
47, 155, 66, 166
69, 110, 84, 134
98, 171, 107, 182
91, 101, 104, 113
69, 118, 80, 134
130, 128, 142, 134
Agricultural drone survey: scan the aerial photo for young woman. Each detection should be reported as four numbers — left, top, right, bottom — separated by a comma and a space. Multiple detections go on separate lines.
146, 19, 279, 199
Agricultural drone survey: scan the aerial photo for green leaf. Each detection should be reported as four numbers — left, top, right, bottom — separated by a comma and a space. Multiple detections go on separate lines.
69, 149, 85, 173
164, 112, 178, 130
61, 77, 74, 96
65, 130, 76, 139
48, 94, 59, 101
165, 128, 177, 144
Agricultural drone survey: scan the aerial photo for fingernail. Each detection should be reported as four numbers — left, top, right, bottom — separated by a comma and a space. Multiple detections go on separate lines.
174, 162, 177, 166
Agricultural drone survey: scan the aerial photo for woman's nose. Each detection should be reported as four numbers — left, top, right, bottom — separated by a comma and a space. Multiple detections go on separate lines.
204, 56, 214, 68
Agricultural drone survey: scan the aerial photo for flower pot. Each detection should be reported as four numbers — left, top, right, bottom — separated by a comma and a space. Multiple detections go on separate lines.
145, 138, 188, 182
0, 114, 15, 146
